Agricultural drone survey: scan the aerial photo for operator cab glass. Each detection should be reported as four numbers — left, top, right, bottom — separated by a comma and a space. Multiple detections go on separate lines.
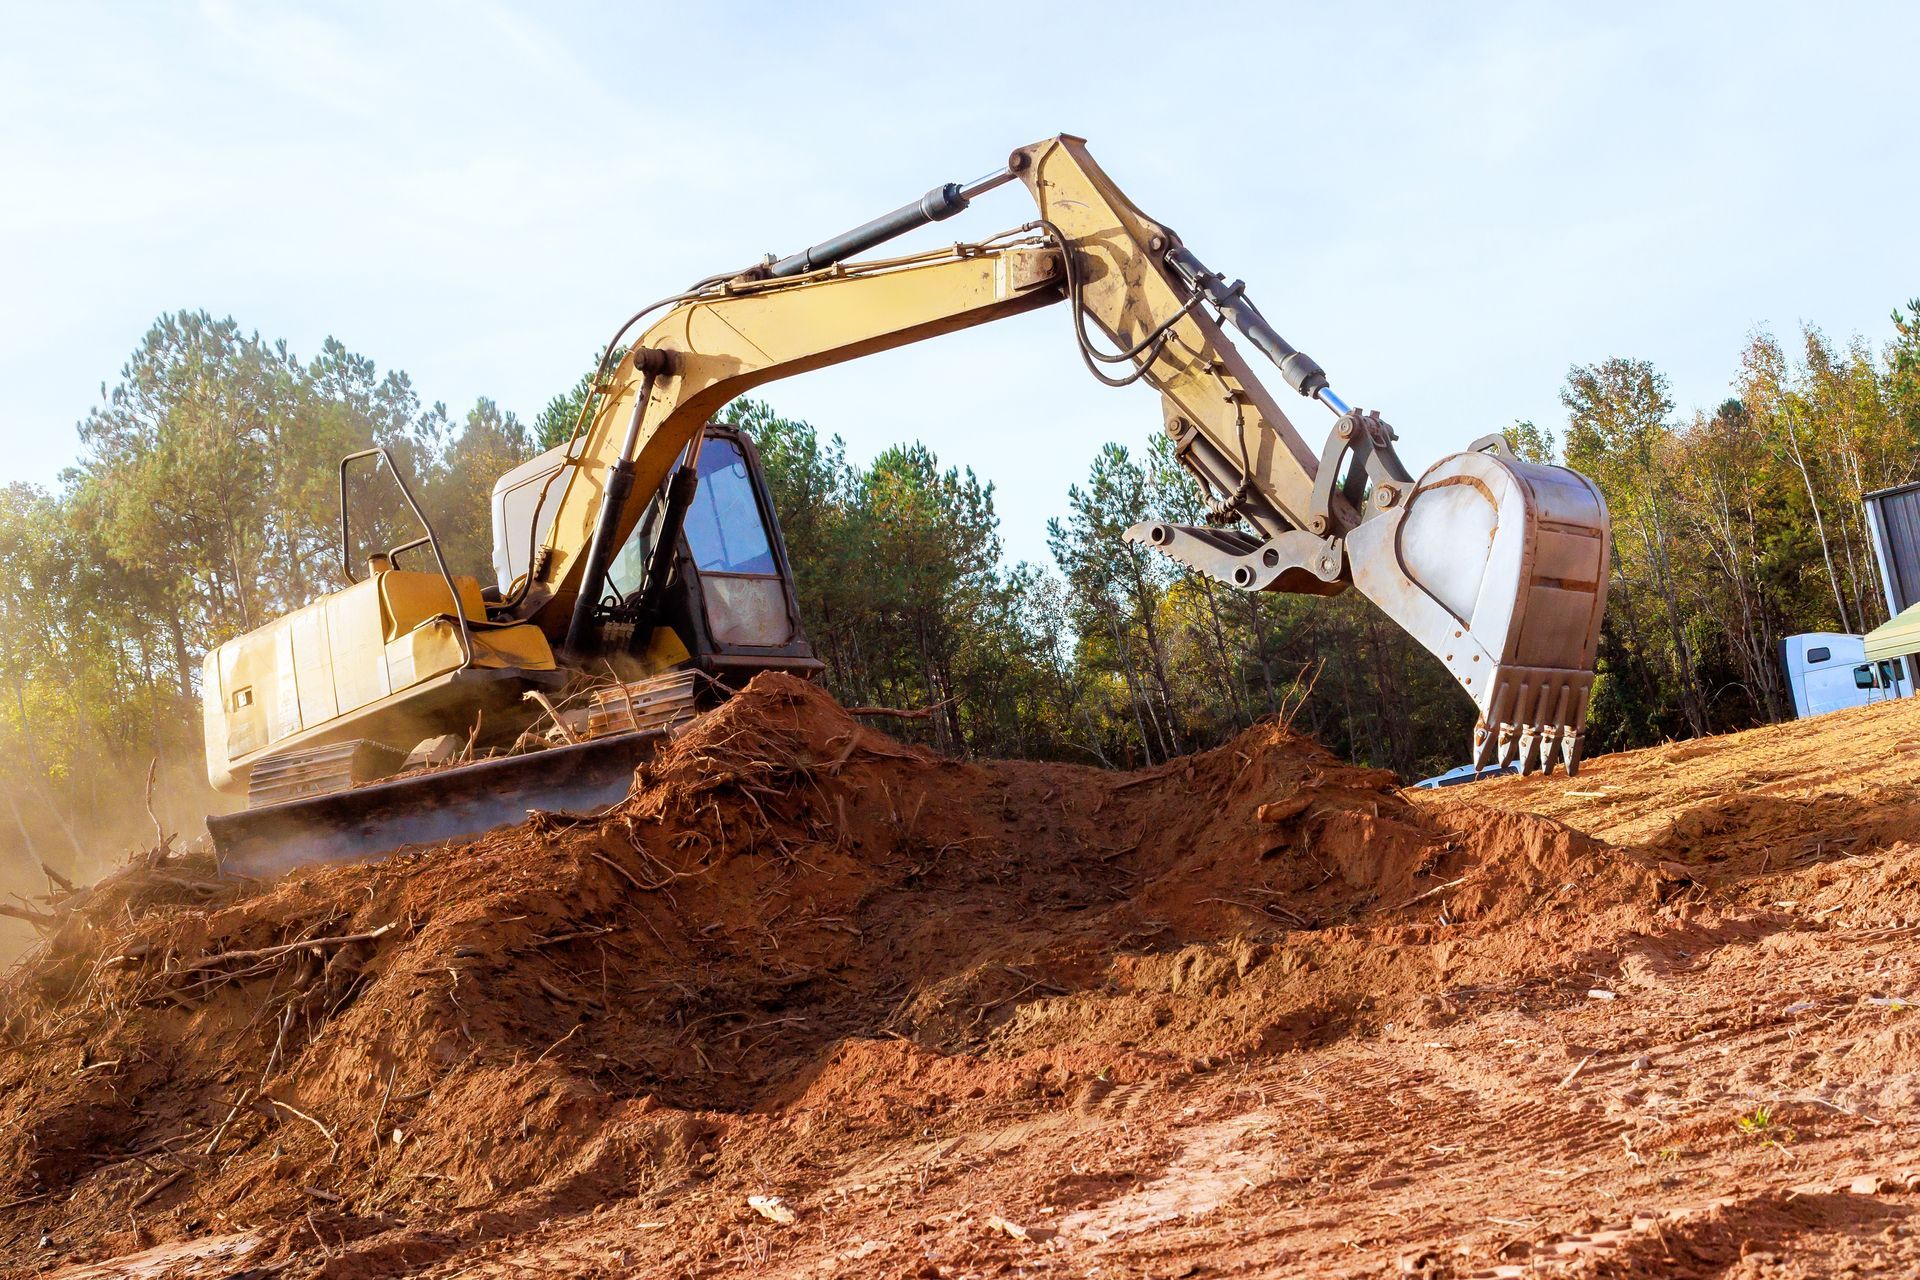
606, 496, 662, 601
686, 436, 777, 574
687, 435, 791, 646
604, 433, 794, 649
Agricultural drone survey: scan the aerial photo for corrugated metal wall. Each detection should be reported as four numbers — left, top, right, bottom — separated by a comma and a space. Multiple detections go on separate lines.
1868, 482, 1920, 616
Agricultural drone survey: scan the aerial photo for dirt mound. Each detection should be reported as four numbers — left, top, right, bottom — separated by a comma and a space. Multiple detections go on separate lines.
0, 675, 1704, 1275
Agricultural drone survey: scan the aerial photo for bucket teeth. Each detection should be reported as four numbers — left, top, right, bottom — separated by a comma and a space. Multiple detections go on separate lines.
1535, 724, 1560, 776
1514, 723, 1540, 775
1478, 667, 1594, 781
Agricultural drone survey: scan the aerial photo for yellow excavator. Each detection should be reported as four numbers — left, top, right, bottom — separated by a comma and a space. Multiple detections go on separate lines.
202, 134, 1610, 877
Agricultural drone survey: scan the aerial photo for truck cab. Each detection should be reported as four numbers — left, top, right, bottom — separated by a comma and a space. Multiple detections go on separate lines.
1781, 632, 1911, 719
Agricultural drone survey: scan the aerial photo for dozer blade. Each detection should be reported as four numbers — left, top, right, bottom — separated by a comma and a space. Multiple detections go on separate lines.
1345, 450, 1610, 775
208, 729, 667, 879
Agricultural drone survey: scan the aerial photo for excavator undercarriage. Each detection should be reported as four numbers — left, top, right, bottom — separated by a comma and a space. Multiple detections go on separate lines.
202, 132, 1610, 877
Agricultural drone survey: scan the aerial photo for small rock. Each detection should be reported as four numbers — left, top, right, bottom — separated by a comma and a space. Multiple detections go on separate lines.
1851, 1174, 1887, 1195
984, 1214, 1055, 1243
748, 1194, 798, 1224
1257, 794, 1313, 823
1631, 1054, 1652, 1073
1587, 988, 1617, 1000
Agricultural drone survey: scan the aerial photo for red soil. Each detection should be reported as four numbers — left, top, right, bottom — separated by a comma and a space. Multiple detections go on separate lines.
3, 676, 1917, 1277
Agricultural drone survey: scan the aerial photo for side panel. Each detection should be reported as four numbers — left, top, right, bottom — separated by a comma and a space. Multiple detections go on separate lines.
267, 624, 300, 748
202, 648, 235, 791
379, 572, 486, 632
386, 619, 466, 692
289, 604, 339, 728
325, 580, 392, 714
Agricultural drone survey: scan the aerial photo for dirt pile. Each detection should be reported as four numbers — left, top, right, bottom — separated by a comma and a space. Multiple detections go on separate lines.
5, 678, 1909, 1278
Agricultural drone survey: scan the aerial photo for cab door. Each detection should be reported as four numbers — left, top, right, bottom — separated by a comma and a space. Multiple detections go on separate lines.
682, 431, 798, 648
603, 423, 823, 680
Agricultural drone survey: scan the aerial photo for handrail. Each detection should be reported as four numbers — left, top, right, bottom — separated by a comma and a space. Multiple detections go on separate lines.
337, 447, 475, 671
386, 533, 434, 567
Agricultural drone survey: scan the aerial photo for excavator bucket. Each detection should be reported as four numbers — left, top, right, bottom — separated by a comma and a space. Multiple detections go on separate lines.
1344, 449, 1610, 775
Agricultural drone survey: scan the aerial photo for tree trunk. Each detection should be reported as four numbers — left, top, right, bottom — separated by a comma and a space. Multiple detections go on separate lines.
1195, 578, 1250, 727
1638, 500, 1709, 736
166, 609, 195, 703
1103, 606, 1157, 766
1782, 416, 1852, 633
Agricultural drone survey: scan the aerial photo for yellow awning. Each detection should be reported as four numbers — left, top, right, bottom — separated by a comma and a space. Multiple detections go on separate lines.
1865, 601, 1920, 661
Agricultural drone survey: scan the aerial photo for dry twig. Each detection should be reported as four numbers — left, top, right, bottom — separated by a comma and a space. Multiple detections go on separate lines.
844, 695, 958, 720
184, 923, 395, 975
263, 1097, 341, 1155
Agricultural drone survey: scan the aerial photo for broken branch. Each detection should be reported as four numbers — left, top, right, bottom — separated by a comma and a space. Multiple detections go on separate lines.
185, 923, 395, 974
844, 695, 957, 720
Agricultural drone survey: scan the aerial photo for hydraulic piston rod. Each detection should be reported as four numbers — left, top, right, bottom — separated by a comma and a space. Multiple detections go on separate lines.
1163, 246, 1348, 415
766, 167, 1015, 278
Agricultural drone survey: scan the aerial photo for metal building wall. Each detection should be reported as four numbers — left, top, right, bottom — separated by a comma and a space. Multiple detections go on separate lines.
1867, 481, 1920, 617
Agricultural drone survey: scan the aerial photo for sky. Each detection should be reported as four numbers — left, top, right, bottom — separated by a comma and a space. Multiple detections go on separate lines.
3, 1, 1918, 569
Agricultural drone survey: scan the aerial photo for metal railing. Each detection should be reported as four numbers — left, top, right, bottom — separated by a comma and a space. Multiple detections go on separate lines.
338, 447, 474, 671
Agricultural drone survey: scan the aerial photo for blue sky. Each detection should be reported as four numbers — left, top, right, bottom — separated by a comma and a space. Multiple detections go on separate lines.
3, 2, 1917, 568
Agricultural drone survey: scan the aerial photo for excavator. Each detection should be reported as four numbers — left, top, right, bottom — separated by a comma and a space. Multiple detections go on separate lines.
202, 134, 1611, 878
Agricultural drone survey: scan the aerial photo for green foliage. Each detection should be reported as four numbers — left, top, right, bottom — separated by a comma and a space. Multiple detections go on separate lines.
1564, 321, 1920, 749
422, 397, 534, 575
1, 313, 533, 874
1506, 419, 1557, 464
1735, 1104, 1795, 1146
533, 347, 626, 450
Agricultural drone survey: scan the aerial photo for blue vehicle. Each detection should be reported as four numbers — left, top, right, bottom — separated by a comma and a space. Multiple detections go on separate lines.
1413, 762, 1520, 789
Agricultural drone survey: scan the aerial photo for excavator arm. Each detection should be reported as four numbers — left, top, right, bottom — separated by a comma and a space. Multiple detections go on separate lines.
525, 134, 1609, 774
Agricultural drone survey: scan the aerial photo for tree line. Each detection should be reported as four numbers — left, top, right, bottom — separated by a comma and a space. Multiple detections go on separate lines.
3, 302, 1918, 882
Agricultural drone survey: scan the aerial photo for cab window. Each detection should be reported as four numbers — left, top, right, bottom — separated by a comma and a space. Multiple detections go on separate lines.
605, 492, 664, 601
685, 436, 777, 575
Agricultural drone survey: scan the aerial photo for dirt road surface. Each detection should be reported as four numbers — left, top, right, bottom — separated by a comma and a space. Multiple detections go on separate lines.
2, 678, 1916, 1277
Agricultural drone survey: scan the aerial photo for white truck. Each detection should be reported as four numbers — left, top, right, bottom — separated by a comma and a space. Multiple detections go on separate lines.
1781, 632, 1910, 719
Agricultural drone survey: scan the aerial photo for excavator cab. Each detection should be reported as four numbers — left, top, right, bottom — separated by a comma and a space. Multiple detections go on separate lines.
494, 423, 821, 682
206, 424, 817, 877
